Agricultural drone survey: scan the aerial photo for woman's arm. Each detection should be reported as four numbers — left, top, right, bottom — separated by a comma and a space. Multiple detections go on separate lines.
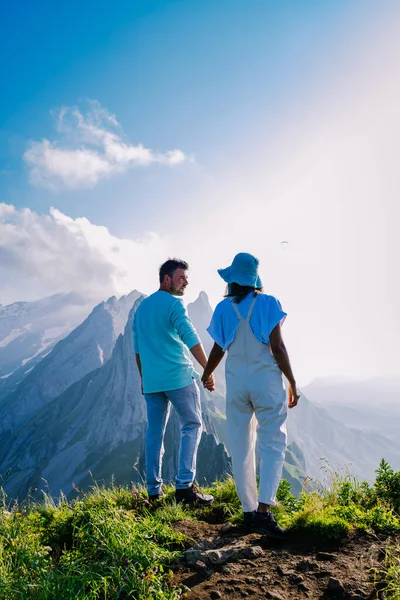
270, 324, 300, 408
201, 342, 225, 385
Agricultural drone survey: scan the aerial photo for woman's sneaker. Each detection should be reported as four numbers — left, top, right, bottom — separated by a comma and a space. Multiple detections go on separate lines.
250, 511, 287, 539
175, 485, 214, 506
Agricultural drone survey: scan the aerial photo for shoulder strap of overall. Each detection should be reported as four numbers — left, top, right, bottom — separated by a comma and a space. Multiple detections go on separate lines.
245, 293, 258, 322
231, 299, 243, 320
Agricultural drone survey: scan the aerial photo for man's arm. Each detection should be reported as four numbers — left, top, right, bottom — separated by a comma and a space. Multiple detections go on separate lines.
170, 301, 215, 390
190, 343, 215, 391
189, 343, 208, 369
269, 324, 300, 409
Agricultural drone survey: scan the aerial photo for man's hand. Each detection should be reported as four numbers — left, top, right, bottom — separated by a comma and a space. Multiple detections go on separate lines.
288, 383, 300, 409
201, 372, 215, 392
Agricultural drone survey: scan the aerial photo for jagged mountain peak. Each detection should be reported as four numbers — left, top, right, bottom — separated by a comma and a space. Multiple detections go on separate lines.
0, 289, 229, 499
188, 291, 211, 309
0, 290, 146, 432
187, 292, 213, 354
0, 292, 91, 385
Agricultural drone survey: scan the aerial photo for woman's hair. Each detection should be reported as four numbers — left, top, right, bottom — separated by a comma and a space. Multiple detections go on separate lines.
225, 282, 263, 304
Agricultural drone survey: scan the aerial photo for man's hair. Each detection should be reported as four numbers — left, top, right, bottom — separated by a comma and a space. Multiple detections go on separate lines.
159, 258, 189, 284
225, 282, 263, 304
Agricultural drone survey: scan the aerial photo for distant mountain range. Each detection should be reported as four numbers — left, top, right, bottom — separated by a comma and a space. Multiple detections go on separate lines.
0, 293, 90, 394
0, 290, 142, 433
1, 291, 399, 501
303, 378, 400, 447
0, 292, 230, 500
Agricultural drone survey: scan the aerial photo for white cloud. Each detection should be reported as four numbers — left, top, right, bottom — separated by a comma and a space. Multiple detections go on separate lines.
24, 100, 188, 191
0, 203, 167, 305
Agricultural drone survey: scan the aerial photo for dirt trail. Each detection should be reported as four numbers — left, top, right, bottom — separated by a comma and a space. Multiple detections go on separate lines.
172, 520, 394, 599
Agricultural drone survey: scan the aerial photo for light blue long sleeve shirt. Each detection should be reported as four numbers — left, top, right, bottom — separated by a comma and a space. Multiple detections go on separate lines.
132, 290, 201, 394
207, 292, 287, 351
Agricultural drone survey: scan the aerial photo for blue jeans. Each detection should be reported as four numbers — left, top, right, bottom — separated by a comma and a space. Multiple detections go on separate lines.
144, 380, 202, 495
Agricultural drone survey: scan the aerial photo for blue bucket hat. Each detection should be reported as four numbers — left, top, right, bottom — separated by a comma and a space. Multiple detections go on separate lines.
218, 253, 262, 288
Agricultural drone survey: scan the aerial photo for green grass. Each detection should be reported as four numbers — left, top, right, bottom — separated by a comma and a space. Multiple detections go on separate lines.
0, 485, 187, 599
1, 460, 400, 598
379, 545, 400, 599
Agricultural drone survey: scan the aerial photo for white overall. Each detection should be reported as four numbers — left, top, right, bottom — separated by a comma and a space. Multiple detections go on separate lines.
226, 294, 287, 512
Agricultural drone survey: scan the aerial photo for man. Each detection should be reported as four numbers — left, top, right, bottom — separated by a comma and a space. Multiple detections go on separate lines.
133, 258, 214, 505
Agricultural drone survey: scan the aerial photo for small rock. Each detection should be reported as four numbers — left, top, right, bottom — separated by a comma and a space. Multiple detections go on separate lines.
222, 564, 242, 575
240, 545, 265, 559
220, 522, 235, 534
298, 583, 309, 593
313, 570, 332, 578
316, 552, 337, 561
184, 549, 203, 565
327, 577, 345, 593
265, 592, 285, 600
288, 574, 304, 585
296, 559, 319, 572
276, 565, 291, 576
206, 547, 239, 565
245, 576, 262, 584
210, 592, 223, 600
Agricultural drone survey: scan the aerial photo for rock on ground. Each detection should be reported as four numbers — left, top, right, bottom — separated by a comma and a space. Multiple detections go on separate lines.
172, 520, 397, 600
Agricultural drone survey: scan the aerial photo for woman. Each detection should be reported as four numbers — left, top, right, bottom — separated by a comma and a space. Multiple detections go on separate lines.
201, 252, 300, 537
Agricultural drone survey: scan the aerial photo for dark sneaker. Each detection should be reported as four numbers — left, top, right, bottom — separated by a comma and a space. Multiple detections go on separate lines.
175, 485, 214, 506
250, 511, 287, 539
243, 511, 256, 531
148, 490, 165, 503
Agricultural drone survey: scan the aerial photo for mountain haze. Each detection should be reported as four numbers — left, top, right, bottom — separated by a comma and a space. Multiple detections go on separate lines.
1, 291, 399, 502
0, 293, 90, 392
0, 291, 142, 437
0, 295, 230, 500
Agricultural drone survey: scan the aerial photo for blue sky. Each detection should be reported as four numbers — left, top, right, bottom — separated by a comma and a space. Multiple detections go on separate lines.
1, 0, 399, 383
1, 0, 364, 232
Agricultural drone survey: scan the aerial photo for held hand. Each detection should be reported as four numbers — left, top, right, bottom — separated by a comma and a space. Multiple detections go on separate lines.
288, 383, 300, 409
204, 374, 215, 392
201, 371, 215, 392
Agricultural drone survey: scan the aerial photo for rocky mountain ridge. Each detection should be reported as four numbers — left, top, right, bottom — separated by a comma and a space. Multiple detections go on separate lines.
1, 290, 400, 501
0, 292, 90, 389
0, 290, 142, 435
0, 295, 230, 500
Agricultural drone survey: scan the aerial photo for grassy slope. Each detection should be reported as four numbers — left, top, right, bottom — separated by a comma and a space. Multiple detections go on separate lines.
1, 460, 400, 599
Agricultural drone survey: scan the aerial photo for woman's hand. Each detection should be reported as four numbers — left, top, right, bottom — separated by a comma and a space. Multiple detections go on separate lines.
202, 371, 215, 392
288, 383, 300, 409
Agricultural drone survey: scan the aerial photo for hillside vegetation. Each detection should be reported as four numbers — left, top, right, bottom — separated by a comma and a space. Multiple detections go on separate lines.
1, 460, 400, 599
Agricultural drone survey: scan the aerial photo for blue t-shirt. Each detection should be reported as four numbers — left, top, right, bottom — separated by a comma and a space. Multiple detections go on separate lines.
132, 290, 201, 394
207, 292, 287, 351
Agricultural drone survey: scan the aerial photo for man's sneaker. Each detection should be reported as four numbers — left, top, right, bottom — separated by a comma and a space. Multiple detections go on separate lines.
243, 511, 256, 531
148, 490, 165, 503
250, 511, 287, 539
175, 485, 214, 506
